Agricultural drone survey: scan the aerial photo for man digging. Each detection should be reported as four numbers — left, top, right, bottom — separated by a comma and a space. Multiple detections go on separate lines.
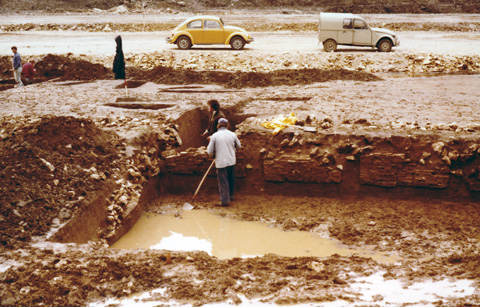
207, 118, 241, 207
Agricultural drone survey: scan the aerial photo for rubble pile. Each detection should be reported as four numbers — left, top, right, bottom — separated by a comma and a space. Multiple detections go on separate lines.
0, 113, 184, 248
3, 21, 478, 33
95, 119, 181, 242
0, 116, 126, 248
0, 22, 177, 32
101, 176, 143, 241
126, 52, 480, 75
142, 65, 380, 88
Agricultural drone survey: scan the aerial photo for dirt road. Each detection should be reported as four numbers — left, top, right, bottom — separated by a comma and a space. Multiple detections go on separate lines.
1, 31, 479, 56
0, 31, 480, 56
1, 13, 479, 56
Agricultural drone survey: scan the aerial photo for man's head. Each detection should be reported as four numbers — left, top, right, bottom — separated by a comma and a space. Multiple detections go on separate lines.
11, 46, 17, 53
208, 99, 220, 112
218, 118, 228, 128
29, 59, 35, 64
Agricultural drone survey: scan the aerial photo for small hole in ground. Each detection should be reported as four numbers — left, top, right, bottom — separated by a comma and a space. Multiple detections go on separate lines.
114, 80, 147, 89
104, 103, 175, 110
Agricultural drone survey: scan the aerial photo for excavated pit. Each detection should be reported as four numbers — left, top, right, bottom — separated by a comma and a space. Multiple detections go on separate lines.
105, 102, 175, 110
2, 82, 480, 307
52, 105, 480, 244
114, 80, 147, 89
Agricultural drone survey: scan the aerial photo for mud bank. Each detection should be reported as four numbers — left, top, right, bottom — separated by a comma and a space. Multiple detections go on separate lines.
1, 53, 479, 92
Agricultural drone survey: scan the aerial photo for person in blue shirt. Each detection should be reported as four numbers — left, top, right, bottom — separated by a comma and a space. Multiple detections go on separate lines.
11, 46, 24, 87
207, 118, 241, 206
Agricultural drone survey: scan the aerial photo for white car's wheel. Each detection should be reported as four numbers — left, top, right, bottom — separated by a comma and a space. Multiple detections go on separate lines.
378, 38, 393, 52
230, 36, 245, 50
323, 39, 337, 52
177, 36, 192, 50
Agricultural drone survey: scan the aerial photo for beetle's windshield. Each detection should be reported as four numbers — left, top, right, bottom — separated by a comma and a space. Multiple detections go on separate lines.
220, 18, 224, 26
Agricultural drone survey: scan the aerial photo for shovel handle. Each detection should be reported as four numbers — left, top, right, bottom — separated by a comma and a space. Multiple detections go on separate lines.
192, 159, 215, 202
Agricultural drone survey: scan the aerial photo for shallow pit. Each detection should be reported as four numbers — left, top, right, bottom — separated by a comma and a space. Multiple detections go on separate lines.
58, 80, 94, 86
114, 80, 147, 89
104, 102, 175, 110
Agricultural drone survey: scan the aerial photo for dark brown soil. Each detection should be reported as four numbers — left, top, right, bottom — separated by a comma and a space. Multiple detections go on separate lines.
2, 54, 479, 91
1, 55, 383, 88
0, 116, 125, 248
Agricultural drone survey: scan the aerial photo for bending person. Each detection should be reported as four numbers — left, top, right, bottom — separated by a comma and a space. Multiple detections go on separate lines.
203, 99, 225, 139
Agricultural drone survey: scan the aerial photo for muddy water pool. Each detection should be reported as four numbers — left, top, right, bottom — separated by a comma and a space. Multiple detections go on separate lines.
111, 209, 399, 263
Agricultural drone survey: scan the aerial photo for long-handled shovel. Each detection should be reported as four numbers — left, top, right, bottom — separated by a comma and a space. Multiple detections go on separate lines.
190, 159, 215, 204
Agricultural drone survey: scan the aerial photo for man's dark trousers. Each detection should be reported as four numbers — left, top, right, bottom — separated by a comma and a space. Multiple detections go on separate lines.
216, 165, 235, 205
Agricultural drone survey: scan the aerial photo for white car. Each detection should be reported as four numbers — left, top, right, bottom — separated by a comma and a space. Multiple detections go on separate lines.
319, 12, 400, 52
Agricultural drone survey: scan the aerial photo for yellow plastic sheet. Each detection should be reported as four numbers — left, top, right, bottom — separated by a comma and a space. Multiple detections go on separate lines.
261, 113, 297, 135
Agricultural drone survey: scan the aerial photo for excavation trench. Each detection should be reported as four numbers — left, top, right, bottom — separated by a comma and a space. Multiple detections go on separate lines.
51, 108, 480, 260
4, 109, 480, 306
106, 111, 480, 260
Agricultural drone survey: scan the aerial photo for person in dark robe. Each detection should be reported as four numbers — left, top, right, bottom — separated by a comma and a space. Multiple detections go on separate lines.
202, 99, 226, 140
113, 35, 125, 79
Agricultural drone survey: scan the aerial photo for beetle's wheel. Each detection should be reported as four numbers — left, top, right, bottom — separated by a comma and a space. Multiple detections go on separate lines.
177, 36, 192, 50
230, 36, 246, 50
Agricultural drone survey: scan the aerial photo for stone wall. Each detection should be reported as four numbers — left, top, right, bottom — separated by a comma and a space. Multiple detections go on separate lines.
359, 153, 450, 188
264, 154, 342, 183
162, 128, 480, 197
164, 147, 246, 177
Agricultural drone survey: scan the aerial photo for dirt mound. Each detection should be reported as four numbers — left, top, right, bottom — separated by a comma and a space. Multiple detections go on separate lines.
145, 66, 381, 88
0, 116, 124, 248
33, 54, 112, 80
0, 54, 111, 83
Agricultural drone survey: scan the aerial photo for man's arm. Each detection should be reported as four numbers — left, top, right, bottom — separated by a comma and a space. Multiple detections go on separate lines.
207, 136, 215, 157
234, 135, 241, 150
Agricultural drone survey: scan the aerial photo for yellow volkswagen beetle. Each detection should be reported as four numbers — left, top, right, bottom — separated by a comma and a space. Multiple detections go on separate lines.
166, 16, 254, 50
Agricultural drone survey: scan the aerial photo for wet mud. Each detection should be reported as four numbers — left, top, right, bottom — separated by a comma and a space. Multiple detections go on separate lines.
1, 7, 480, 307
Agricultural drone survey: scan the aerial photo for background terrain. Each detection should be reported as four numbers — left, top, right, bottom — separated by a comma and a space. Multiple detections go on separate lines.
1, 0, 480, 13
